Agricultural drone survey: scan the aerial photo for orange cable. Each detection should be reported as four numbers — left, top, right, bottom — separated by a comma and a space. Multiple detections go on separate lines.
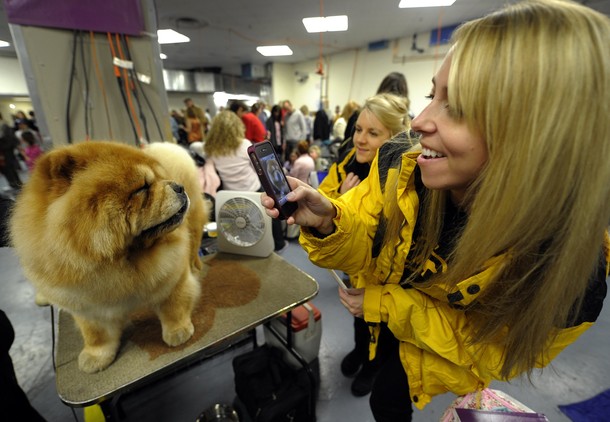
114, 33, 142, 140
106, 33, 121, 77
90, 31, 114, 139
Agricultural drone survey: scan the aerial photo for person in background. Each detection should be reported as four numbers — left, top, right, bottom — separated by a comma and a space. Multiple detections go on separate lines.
27, 110, 37, 129
262, 1, 609, 420
332, 101, 360, 143
338, 72, 411, 160
204, 108, 213, 131
170, 109, 187, 145
12, 110, 37, 133
289, 140, 316, 184
300, 105, 313, 143
308, 144, 323, 172
266, 105, 284, 158
184, 98, 209, 134
0, 113, 22, 190
282, 100, 307, 159
318, 93, 411, 397
258, 101, 270, 127
283, 149, 298, 174
229, 100, 266, 143
332, 104, 341, 123
339, 72, 415, 154
313, 108, 331, 143
203, 111, 259, 191
20, 131, 43, 172
185, 106, 204, 144
170, 110, 188, 145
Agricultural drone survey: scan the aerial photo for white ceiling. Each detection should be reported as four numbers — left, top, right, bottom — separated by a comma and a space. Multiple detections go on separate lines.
0, 0, 608, 74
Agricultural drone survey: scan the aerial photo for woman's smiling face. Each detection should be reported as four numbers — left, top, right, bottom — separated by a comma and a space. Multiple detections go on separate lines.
353, 108, 392, 164
411, 51, 488, 204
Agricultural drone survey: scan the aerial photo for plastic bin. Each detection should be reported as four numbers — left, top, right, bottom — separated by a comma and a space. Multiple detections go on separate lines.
264, 302, 322, 368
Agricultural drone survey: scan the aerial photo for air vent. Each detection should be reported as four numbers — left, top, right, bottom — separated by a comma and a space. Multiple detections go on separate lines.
174, 17, 209, 30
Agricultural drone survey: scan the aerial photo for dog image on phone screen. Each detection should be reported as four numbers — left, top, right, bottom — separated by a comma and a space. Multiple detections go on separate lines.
266, 158, 289, 198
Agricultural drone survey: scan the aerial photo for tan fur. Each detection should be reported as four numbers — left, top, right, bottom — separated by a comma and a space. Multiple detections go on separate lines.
9, 141, 208, 373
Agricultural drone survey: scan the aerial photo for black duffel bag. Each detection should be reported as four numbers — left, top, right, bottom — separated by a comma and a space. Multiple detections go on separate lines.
233, 345, 313, 422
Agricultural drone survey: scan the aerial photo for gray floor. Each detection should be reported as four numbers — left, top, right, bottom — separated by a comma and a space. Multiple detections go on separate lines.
2, 173, 609, 422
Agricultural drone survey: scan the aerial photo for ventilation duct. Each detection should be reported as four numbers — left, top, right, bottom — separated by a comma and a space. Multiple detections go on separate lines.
163, 69, 266, 97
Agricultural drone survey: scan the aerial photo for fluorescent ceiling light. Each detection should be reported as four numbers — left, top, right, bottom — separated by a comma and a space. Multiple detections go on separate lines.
399, 0, 456, 7
0, 40, 10, 48
302, 15, 348, 33
157, 29, 190, 44
160, 53, 167, 59
256, 45, 293, 57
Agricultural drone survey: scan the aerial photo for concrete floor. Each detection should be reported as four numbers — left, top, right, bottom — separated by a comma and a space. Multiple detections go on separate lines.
2, 172, 609, 422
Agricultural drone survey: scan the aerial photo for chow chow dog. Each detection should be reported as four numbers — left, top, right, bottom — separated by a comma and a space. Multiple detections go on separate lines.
9, 141, 208, 373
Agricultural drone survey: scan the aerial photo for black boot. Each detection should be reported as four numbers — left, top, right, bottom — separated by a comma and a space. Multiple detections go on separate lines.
351, 360, 378, 397
340, 349, 363, 377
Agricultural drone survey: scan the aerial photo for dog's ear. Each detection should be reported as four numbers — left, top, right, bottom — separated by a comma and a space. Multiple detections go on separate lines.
34, 146, 86, 195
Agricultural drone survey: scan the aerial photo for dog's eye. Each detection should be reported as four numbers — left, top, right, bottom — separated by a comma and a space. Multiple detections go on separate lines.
132, 182, 149, 196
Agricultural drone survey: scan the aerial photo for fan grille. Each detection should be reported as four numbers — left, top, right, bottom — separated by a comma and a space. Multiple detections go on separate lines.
218, 197, 266, 247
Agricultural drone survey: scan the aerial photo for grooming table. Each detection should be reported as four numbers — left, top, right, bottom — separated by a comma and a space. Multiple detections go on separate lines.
54, 252, 319, 419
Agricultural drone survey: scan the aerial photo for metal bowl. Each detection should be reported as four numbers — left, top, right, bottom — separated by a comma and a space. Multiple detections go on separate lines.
196, 404, 239, 422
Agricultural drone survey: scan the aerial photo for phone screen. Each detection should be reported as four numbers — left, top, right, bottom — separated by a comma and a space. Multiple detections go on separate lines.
259, 149, 291, 206
248, 141, 298, 219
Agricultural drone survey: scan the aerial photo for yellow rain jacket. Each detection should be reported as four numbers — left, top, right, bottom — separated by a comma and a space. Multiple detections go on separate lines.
318, 147, 359, 200
301, 142, 609, 409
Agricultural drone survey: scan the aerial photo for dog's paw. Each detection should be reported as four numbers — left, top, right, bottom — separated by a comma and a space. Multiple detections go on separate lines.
162, 320, 194, 347
34, 292, 50, 307
78, 348, 117, 373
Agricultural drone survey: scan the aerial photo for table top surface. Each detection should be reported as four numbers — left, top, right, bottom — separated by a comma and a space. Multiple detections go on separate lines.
55, 252, 319, 407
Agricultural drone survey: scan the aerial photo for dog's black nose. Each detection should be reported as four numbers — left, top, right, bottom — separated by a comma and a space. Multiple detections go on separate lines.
171, 183, 184, 194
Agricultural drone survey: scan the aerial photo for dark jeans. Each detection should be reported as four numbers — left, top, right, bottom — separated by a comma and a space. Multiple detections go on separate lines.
369, 335, 413, 421
256, 186, 286, 250
272, 219, 285, 250
352, 317, 396, 370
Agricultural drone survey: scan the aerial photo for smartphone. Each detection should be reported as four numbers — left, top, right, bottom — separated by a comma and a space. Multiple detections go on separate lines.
328, 269, 354, 291
248, 140, 298, 220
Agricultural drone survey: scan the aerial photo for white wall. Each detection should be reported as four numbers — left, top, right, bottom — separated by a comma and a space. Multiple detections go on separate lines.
0, 56, 28, 97
272, 30, 451, 116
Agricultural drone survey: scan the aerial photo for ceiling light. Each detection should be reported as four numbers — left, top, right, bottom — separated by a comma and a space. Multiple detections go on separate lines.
0, 40, 10, 48
256, 45, 293, 57
399, 0, 456, 7
157, 29, 190, 44
160, 53, 167, 59
302, 15, 348, 33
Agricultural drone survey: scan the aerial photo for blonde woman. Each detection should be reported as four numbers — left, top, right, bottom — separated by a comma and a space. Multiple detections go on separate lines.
263, 1, 610, 420
331, 100, 360, 142
204, 110, 259, 191
318, 93, 410, 397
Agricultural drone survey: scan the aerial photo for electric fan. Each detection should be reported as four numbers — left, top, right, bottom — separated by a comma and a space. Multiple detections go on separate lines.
215, 190, 274, 257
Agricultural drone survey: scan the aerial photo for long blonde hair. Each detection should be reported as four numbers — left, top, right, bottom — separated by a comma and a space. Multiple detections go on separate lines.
339, 100, 360, 121
204, 111, 245, 157
386, 0, 610, 379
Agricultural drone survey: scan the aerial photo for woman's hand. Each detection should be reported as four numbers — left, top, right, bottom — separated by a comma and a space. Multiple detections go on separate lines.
261, 176, 336, 234
338, 287, 365, 318
339, 172, 361, 195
